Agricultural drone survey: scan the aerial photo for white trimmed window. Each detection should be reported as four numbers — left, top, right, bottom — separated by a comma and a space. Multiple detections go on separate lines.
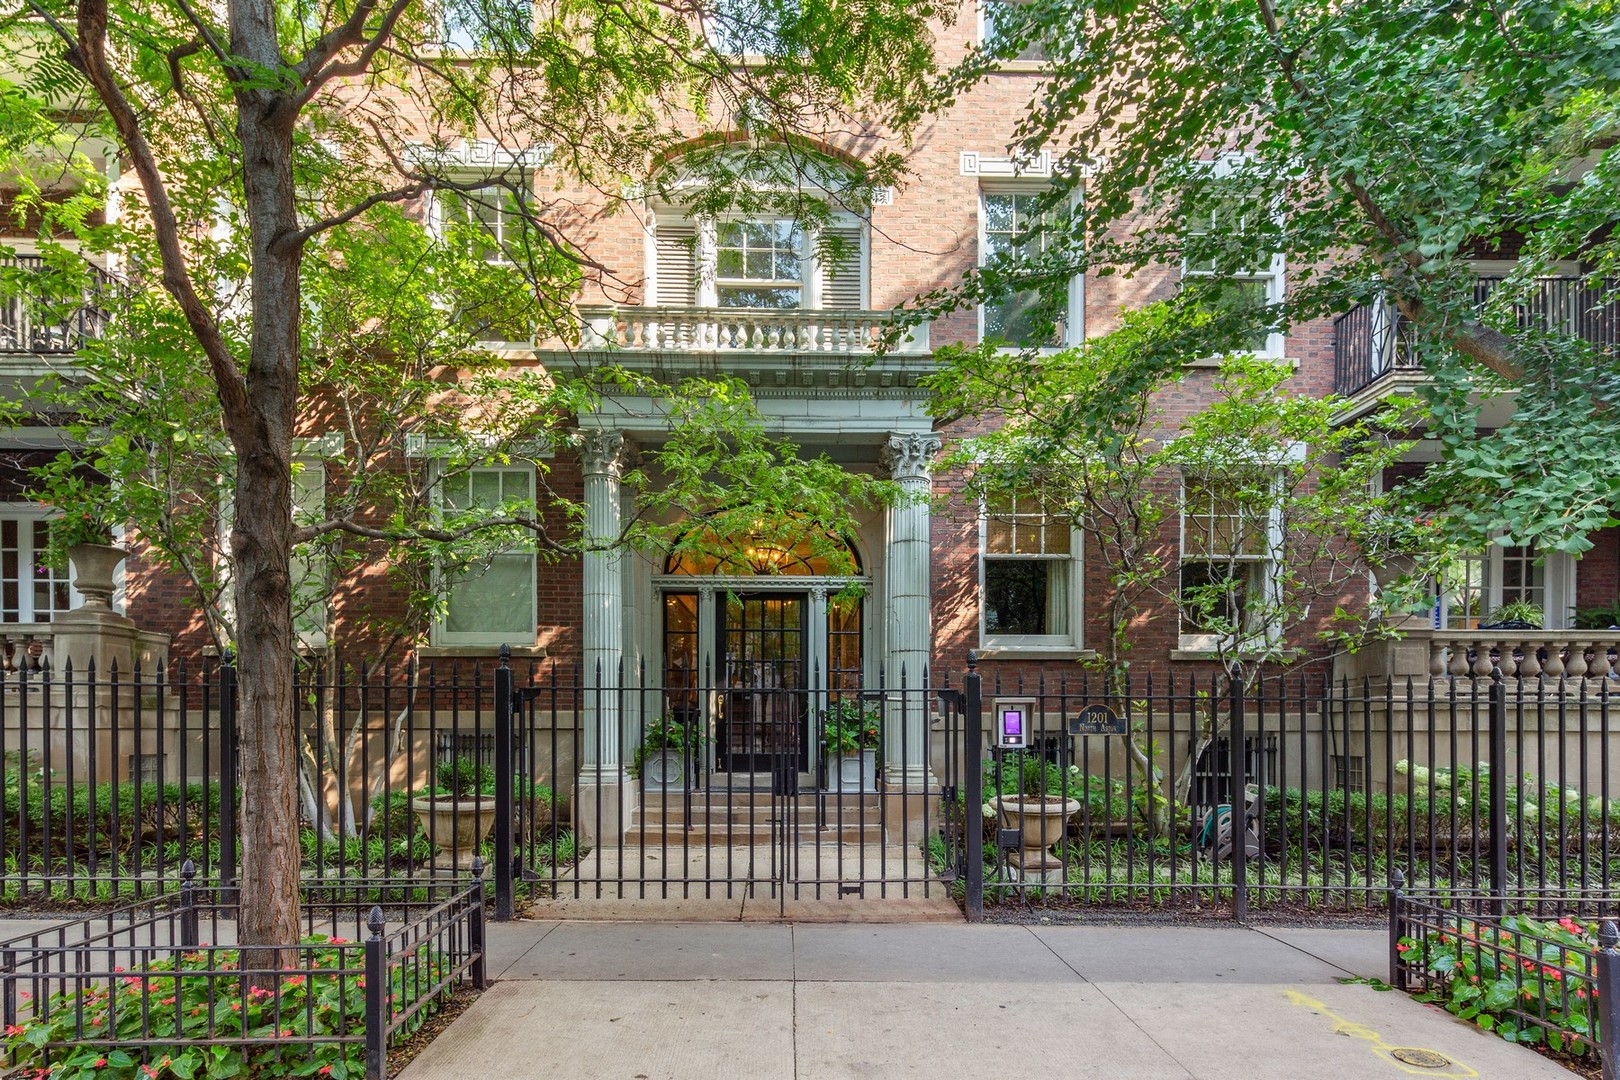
290, 458, 328, 647
0, 508, 74, 623
1435, 542, 1574, 630
651, 217, 864, 310
980, 493, 1082, 649
1181, 204, 1285, 358
1178, 475, 1279, 650
981, 0, 1047, 62
435, 465, 538, 646
979, 188, 1076, 348
434, 183, 529, 264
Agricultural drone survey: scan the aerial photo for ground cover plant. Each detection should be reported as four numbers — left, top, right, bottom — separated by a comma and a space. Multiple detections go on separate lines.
1399, 912, 1603, 1062
3, 937, 452, 1079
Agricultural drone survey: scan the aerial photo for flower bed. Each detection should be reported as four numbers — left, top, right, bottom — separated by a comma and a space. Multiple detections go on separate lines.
1393, 885, 1620, 1066
0, 868, 486, 1080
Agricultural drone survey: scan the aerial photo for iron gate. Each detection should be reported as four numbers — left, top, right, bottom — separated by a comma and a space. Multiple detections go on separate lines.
491, 650, 960, 911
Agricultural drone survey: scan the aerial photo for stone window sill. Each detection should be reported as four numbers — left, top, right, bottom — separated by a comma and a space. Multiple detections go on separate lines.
974, 647, 1096, 662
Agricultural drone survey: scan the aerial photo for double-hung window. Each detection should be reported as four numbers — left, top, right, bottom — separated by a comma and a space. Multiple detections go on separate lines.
1178, 475, 1277, 650
980, 493, 1081, 649
437, 184, 528, 264
715, 221, 803, 309
652, 216, 863, 310
435, 466, 538, 646
980, 189, 1071, 348
981, 0, 1047, 62
1181, 202, 1284, 358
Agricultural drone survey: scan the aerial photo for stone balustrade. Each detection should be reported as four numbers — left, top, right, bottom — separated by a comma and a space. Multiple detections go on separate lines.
1422, 630, 1620, 681
578, 305, 928, 355
1, 623, 53, 674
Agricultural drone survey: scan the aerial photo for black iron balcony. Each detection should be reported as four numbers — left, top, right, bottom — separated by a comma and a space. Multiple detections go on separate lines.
1332, 276, 1619, 398
0, 253, 112, 356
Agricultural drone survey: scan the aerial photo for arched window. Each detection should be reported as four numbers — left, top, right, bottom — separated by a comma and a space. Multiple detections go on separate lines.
663, 527, 862, 577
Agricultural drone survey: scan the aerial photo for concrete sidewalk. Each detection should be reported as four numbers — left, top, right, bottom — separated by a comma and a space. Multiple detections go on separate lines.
402, 918, 1576, 1080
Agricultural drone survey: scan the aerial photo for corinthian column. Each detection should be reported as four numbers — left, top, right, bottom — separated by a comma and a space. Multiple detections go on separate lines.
880, 431, 942, 793
578, 429, 635, 844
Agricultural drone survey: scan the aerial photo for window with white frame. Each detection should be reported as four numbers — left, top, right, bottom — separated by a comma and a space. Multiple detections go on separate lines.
715, 221, 803, 308
290, 459, 328, 647
1435, 541, 1572, 629
981, 0, 1047, 62
980, 188, 1071, 348
435, 466, 537, 645
0, 510, 73, 622
1182, 202, 1284, 357
980, 493, 1081, 648
1178, 475, 1277, 649
705, 0, 795, 56
436, 183, 529, 264
652, 216, 863, 310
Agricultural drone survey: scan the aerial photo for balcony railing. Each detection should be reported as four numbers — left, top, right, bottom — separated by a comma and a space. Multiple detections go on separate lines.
0, 254, 112, 356
578, 305, 928, 356
1332, 276, 1619, 397
1416, 629, 1620, 682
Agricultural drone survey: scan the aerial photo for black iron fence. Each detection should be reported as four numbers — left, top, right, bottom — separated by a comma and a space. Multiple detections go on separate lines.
0, 863, 487, 1080
944, 662, 1620, 919
4, 650, 1620, 917
1390, 881, 1620, 1076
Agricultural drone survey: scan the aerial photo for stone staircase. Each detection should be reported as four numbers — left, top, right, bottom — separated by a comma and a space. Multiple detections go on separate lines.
626, 789, 887, 845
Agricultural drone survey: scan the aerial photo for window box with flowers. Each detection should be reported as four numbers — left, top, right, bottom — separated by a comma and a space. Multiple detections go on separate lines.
820, 699, 880, 793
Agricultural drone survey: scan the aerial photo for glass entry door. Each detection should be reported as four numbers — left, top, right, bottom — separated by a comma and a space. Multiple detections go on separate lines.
718, 593, 808, 773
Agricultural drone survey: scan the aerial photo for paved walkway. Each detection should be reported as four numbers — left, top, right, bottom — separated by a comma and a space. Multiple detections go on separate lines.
402, 917, 1576, 1080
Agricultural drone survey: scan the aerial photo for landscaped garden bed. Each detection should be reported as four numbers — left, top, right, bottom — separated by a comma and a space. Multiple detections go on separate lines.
0, 865, 487, 1079
1391, 883, 1620, 1079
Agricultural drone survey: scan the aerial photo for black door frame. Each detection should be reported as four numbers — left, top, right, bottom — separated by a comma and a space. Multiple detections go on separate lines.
716, 591, 810, 775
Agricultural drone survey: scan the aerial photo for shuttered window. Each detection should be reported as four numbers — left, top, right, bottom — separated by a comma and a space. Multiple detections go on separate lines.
651, 219, 864, 309
655, 223, 697, 306
820, 227, 863, 309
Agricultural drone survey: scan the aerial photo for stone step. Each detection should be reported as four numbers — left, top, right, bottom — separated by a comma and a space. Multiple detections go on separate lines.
636, 794, 885, 826
620, 820, 887, 845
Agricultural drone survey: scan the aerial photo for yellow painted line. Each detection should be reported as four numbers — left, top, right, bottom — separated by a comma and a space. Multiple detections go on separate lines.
1284, 989, 1480, 1078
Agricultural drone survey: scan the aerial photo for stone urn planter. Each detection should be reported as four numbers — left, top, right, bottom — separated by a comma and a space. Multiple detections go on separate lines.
992, 794, 1081, 880
639, 748, 692, 792
66, 542, 127, 609
827, 749, 878, 793
411, 795, 498, 870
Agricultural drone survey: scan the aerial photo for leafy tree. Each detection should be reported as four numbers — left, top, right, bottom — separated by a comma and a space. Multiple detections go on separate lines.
929, 307, 1419, 830
0, 0, 946, 956
918, 0, 1620, 554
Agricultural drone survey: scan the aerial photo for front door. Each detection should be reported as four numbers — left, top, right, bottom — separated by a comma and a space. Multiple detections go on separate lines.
717, 592, 808, 776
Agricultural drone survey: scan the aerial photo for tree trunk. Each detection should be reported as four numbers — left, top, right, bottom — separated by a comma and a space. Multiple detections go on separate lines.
228, 1, 305, 960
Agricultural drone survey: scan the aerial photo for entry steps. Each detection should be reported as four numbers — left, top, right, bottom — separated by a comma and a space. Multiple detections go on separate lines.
627, 790, 888, 845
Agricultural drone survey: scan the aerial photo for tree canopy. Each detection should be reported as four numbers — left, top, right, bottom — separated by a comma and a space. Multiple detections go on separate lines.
921, 0, 1620, 553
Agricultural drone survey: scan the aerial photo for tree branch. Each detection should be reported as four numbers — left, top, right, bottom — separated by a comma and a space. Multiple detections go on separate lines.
67, 0, 252, 433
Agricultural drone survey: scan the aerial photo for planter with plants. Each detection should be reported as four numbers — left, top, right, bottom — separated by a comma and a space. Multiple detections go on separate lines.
43, 489, 127, 611
1479, 600, 1545, 631
629, 716, 705, 791
821, 699, 880, 793
411, 757, 496, 870
988, 756, 1081, 880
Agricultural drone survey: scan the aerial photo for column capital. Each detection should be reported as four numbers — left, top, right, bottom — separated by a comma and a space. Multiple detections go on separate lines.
580, 429, 635, 479
881, 431, 943, 481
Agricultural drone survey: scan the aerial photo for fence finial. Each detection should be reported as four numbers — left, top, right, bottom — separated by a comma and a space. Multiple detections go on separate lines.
181, 859, 196, 883
499, 644, 511, 667
1391, 867, 1404, 891
1601, 920, 1619, 952
966, 649, 977, 672
471, 856, 485, 880
367, 905, 385, 938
